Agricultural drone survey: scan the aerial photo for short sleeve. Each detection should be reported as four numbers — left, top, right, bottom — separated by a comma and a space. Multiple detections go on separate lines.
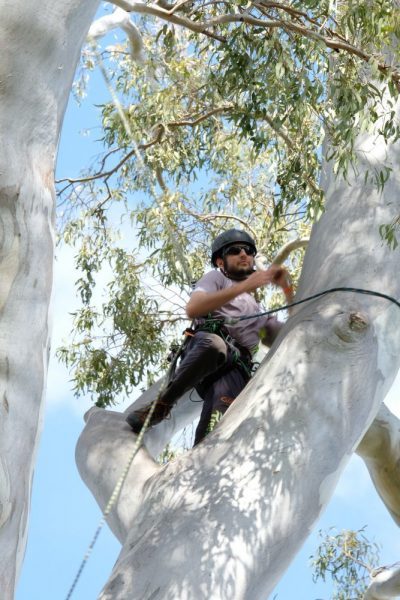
192, 270, 225, 294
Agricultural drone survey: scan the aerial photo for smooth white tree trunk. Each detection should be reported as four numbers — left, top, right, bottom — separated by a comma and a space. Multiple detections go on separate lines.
357, 402, 400, 527
0, 2, 100, 597
2, 1, 400, 598
364, 563, 400, 600
76, 97, 400, 597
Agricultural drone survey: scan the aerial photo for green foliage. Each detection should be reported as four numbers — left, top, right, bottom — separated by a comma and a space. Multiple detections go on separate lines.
380, 219, 400, 250
310, 528, 380, 599
58, 208, 174, 406
56, 1, 399, 406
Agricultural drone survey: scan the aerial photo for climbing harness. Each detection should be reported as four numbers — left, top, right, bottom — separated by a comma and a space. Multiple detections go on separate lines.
218, 329, 254, 378
191, 315, 254, 376
166, 327, 196, 379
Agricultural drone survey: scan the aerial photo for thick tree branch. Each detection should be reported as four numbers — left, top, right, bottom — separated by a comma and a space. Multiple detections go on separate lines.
88, 8, 145, 62
356, 402, 400, 526
111, 0, 226, 41
0, 2, 102, 597
364, 563, 400, 600
271, 239, 309, 264
76, 406, 161, 542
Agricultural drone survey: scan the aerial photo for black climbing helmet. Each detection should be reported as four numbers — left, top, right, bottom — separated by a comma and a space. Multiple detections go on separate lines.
211, 229, 257, 266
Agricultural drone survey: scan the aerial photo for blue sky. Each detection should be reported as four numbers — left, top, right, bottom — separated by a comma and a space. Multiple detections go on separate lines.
16, 14, 400, 600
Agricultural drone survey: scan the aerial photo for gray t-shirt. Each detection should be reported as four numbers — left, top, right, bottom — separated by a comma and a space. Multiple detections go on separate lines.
192, 269, 281, 353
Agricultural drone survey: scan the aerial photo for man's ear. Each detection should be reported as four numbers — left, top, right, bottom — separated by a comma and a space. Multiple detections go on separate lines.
215, 257, 224, 269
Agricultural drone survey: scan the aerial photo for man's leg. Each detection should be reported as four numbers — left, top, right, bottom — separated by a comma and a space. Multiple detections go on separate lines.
126, 332, 228, 433
193, 365, 249, 445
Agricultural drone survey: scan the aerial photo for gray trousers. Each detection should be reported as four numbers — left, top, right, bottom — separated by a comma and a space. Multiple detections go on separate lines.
163, 331, 251, 445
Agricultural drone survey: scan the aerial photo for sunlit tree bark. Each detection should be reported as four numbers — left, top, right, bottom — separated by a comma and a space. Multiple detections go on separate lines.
2, 1, 400, 599
0, 2, 100, 597
364, 562, 400, 600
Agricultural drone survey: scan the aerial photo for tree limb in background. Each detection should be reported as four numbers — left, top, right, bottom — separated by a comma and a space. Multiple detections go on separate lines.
365, 563, 400, 599
88, 7, 145, 62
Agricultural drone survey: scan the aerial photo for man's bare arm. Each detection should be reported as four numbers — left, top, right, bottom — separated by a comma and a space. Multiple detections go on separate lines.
186, 266, 288, 319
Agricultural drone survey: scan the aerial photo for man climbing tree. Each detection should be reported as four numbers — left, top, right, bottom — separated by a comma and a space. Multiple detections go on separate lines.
126, 228, 294, 443
2, 2, 400, 599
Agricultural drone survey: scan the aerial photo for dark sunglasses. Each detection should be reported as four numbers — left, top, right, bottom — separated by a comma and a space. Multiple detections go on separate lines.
223, 244, 255, 257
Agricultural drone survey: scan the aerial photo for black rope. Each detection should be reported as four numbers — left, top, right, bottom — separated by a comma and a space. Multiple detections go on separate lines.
210, 287, 400, 325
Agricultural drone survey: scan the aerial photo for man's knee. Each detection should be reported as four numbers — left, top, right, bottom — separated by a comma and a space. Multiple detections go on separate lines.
195, 332, 227, 364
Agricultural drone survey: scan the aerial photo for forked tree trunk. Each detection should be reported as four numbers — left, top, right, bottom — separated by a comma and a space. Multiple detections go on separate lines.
77, 99, 400, 597
2, 1, 400, 598
0, 2, 99, 597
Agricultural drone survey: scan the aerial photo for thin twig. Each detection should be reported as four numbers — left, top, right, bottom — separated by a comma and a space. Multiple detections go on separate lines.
56, 107, 231, 187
